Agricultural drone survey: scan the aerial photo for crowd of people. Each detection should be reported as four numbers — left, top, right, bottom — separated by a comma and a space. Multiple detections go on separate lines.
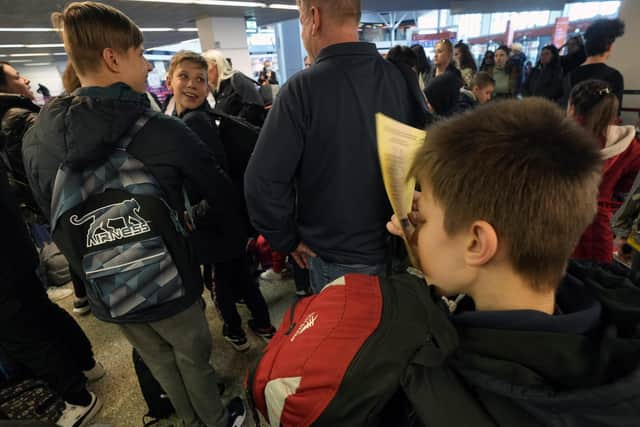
0, 0, 639, 426
384, 17, 627, 121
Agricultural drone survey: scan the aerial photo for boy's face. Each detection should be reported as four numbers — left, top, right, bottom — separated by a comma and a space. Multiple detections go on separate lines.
414, 186, 472, 296
118, 45, 151, 93
167, 60, 208, 114
473, 84, 494, 104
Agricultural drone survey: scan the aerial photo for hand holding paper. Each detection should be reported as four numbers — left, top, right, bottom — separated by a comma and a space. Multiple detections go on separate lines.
376, 113, 426, 268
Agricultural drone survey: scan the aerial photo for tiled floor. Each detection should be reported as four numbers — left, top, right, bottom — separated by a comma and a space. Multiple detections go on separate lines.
52, 277, 297, 427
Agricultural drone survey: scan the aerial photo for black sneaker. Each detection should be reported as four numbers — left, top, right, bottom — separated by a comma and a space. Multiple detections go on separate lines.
222, 325, 250, 352
73, 297, 90, 315
226, 397, 246, 427
248, 319, 276, 340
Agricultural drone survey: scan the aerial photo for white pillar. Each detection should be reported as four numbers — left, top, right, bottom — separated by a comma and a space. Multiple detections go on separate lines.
609, 0, 640, 125
196, 16, 252, 77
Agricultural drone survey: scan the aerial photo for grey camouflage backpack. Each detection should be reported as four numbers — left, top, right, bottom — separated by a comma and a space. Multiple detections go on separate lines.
50, 111, 192, 323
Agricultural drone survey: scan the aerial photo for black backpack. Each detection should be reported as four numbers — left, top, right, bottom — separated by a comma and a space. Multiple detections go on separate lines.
49, 111, 195, 324
213, 109, 261, 236
132, 349, 175, 426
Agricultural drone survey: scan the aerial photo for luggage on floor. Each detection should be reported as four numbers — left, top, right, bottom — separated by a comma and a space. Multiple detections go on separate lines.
248, 273, 435, 427
0, 379, 64, 423
132, 348, 175, 426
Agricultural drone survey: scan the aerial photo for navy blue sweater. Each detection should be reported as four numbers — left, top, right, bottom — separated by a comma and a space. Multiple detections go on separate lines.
245, 42, 426, 264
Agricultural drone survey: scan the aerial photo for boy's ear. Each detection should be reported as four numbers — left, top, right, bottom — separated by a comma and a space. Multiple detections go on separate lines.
101, 47, 120, 74
464, 220, 498, 267
166, 75, 173, 92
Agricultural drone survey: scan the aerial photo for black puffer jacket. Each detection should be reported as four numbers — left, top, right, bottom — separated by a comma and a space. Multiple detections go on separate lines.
0, 93, 42, 221
22, 83, 238, 322
392, 260, 640, 427
178, 102, 247, 264
0, 170, 40, 322
215, 73, 265, 127
524, 63, 564, 101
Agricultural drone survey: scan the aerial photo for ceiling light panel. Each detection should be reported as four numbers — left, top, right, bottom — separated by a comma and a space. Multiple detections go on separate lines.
268, 3, 297, 9
0, 28, 57, 32
126, 0, 267, 7
26, 44, 65, 48
9, 52, 61, 57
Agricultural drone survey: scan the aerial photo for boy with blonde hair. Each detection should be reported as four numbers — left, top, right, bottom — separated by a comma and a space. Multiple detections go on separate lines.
23, 2, 245, 426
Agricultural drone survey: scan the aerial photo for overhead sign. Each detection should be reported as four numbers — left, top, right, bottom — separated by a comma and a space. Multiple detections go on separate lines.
412, 30, 458, 48
552, 17, 570, 48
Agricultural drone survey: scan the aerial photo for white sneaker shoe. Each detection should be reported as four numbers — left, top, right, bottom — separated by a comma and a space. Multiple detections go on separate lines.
56, 392, 102, 427
72, 297, 91, 315
260, 268, 282, 281
47, 287, 73, 302
83, 361, 105, 383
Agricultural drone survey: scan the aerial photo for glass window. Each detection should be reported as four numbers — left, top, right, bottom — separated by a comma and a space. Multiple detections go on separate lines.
417, 10, 440, 30
564, 1, 621, 20
453, 13, 483, 40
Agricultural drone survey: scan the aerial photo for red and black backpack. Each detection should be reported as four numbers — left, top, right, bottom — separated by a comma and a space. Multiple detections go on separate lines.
248, 273, 450, 426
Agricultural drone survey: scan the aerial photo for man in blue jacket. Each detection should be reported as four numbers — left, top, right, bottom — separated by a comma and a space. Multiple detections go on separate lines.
245, 0, 427, 293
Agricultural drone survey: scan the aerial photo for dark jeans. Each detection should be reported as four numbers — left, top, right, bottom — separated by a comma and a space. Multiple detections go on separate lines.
0, 272, 94, 403
308, 257, 386, 294
212, 255, 271, 332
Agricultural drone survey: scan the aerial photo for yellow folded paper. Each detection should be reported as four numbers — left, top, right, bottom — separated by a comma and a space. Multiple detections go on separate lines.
376, 113, 426, 269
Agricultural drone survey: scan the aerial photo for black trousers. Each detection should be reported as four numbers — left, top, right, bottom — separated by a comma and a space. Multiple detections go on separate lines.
211, 255, 271, 333
70, 269, 86, 299
292, 262, 310, 293
0, 272, 94, 402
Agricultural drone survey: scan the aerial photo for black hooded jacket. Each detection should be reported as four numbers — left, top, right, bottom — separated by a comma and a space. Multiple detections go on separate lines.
215, 73, 265, 127
393, 260, 640, 427
0, 94, 42, 219
0, 170, 40, 322
177, 102, 248, 264
22, 83, 237, 321
524, 61, 564, 101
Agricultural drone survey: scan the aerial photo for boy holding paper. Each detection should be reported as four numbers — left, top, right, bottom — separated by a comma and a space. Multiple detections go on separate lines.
256, 98, 640, 426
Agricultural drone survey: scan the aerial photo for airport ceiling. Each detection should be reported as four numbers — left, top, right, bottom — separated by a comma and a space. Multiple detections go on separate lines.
0, 0, 599, 59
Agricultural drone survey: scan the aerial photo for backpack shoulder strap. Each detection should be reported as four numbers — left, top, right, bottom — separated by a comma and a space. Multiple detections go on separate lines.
51, 110, 159, 230
117, 110, 159, 151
